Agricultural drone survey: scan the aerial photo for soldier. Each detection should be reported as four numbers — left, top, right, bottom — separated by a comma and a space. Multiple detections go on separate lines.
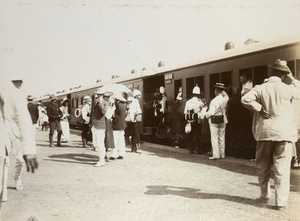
47, 95, 63, 147
184, 86, 205, 154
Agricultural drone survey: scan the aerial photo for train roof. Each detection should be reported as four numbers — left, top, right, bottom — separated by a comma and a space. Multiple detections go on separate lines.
35, 32, 300, 102
155, 32, 300, 74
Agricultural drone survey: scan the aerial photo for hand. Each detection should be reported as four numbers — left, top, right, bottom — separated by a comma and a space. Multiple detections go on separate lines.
23, 154, 38, 173
260, 108, 270, 119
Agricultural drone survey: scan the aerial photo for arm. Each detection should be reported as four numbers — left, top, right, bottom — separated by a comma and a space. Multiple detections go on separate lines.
241, 86, 270, 119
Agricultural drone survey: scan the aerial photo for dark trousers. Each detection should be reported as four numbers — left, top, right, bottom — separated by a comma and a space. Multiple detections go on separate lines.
49, 120, 62, 135
82, 124, 92, 142
187, 122, 202, 153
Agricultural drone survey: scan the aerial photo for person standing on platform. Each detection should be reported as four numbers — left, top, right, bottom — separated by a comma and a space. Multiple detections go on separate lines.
129, 89, 142, 153
81, 95, 92, 148
59, 98, 70, 143
241, 59, 300, 210
0, 80, 38, 206
111, 92, 127, 160
91, 89, 109, 167
27, 95, 39, 138
124, 97, 133, 145
205, 83, 229, 160
47, 95, 63, 147
184, 86, 205, 154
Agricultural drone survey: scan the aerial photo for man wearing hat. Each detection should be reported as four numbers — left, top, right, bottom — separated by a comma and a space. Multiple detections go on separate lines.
241, 59, 300, 210
205, 83, 229, 160
129, 89, 142, 152
81, 95, 92, 148
184, 86, 205, 154
27, 95, 39, 138
91, 89, 110, 167
47, 94, 63, 147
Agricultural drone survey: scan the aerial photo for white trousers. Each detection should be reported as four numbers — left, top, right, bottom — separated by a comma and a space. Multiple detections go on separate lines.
111, 130, 125, 158
92, 127, 106, 162
256, 141, 292, 206
60, 121, 70, 141
209, 123, 226, 158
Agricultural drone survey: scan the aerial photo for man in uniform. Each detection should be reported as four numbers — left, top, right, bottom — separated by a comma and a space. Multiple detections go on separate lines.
47, 95, 63, 147
184, 86, 205, 154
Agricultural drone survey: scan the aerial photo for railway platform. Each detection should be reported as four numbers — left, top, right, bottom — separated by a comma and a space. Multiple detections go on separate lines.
1, 128, 299, 221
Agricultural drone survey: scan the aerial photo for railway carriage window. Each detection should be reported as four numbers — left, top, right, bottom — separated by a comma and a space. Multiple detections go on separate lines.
195, 76, 204, 95
220, 71, 232, 96
76, 97, 79, 108
186, 77, 194, 99
210, 73, 219, 99
287, 61, 295, 76
72, 98, 74, 108
174, 79, 182, 101
81, 96, 83, 105
296, 60, 300, 79
253, 66, 268, 86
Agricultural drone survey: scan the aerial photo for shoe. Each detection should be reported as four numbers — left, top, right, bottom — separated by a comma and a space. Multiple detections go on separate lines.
257, 197, 269, 203
2, 188, 7, 202
56, 144, 62, 147
94, 161, 105, 167
209, 157, 220, 160
15, 179, 23, 191
220, 157, 225, 159
117, 156, 124, 159
275, 206, 286, 211
109, 157, 116, 160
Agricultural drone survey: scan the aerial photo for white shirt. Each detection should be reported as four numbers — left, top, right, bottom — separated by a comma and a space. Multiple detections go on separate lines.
129, 98, 142, 122
206, 92, 229, 124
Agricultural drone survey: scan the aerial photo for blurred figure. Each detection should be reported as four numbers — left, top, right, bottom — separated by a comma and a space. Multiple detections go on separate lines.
103, 93, 115, 160
205, 83, 229, 160
184, 86, 205, 154
47, 95, 63, 147
129, 89, 142, 152
27, 95, 39, 138
59, 98, 70, 143
41, 108, 49, 131
91, 89, 109, 167
1, 80, 38, 206
240, 73, 253, 96
153, 86, 167, 137
124, 97, 133, 145
111, 92, 127, 160
241, 59, 300, 210
81, 95, 92, 148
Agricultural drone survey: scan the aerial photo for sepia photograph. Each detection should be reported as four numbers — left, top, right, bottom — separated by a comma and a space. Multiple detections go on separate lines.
0, 0, 300, 220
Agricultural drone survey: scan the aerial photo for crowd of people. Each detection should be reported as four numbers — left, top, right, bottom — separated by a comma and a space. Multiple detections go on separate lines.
1, 59, 300, 212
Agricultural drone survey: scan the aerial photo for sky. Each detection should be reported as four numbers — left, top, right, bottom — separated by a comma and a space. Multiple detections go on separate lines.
1, 0, 300, 98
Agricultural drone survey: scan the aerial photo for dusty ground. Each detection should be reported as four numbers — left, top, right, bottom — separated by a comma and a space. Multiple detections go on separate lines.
1, 129, 299, 221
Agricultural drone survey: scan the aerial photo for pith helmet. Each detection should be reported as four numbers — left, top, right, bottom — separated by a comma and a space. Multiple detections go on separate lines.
192, 86, 200, 95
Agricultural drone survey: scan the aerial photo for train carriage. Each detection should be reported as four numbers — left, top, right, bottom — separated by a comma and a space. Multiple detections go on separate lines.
36, 33, 300, 159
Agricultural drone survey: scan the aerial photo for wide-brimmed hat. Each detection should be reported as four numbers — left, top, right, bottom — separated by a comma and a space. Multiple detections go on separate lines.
61, 97, 69, 104
27, 95, 34, 101
213, 83, 227, 90
49, 94, 57, 100
133, 89, 141, 97
268, 59, 290, 73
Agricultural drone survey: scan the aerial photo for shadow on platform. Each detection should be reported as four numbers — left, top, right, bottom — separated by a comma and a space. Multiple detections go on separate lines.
144, 185, 270, 209
45, 153, 98, 165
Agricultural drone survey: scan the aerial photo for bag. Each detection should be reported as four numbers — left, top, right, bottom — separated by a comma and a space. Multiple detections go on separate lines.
211, 115, 224, 124
185, 122, 191, 134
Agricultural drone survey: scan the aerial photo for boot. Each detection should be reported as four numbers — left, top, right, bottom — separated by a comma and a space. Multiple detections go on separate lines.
57, 131, 62, 147
49, 134, 54, 147
82, 136, 88, 148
